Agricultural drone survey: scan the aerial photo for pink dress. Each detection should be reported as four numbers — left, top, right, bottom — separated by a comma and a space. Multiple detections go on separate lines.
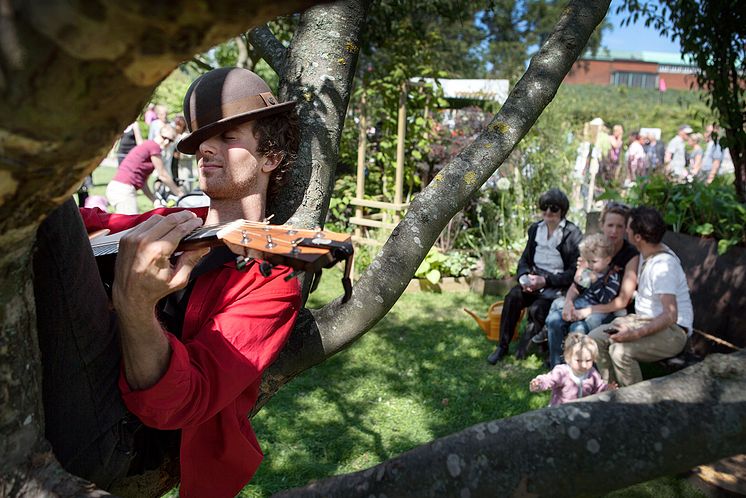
533, 364, 609, 406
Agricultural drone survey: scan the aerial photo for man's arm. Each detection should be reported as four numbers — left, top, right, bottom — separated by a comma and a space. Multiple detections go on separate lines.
152, 154, 184, 196
611, 293, 678, 343
113, 211, 207, 390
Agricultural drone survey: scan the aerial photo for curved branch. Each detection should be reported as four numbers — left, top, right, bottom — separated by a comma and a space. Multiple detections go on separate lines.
313, 0, 612, 355
258, 0, 609, 409
248, 25, 288, 75
273, 351, 746, 497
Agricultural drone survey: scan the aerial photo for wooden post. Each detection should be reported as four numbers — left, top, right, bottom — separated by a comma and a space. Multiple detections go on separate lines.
355, 92, 367, 239
394, 82, 406, 223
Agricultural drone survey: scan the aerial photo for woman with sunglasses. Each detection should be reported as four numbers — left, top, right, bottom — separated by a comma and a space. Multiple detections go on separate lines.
487, 188, 582, 364
106, 124, 185, 214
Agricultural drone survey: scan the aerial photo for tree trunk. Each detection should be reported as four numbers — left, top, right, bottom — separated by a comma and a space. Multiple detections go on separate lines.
273, 352, 746, 498
0, 1, 324, 496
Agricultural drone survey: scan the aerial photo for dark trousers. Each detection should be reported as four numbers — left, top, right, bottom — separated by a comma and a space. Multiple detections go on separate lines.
33, 199, 135, 488
498, 284, 554, 352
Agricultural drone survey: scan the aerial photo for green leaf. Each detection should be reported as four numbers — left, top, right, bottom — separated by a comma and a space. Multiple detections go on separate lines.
425, 269, 441, 285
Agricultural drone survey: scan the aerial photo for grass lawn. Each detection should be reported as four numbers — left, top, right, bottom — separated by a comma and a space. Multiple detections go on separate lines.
239, 270, 706, 498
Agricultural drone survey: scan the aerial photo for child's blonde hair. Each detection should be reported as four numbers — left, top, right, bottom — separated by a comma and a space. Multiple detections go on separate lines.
579, 233, 614, 262
563, 332, 599, 362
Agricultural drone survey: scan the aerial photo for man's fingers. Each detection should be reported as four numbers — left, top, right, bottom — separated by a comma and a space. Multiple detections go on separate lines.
171, 247, 210, 290
122, 212, 203, 258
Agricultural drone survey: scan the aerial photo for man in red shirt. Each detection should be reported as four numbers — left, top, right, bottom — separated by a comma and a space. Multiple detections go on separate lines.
34, 68, 301, 497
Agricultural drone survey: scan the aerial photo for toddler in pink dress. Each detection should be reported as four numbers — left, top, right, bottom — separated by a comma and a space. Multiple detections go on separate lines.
530, 332, 616, 406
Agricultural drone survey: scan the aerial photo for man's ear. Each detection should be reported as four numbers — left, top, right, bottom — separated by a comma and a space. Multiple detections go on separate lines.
261, 152, 283, 173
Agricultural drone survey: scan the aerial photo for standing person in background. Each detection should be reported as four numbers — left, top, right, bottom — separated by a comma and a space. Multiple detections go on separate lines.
144, 103, 157, 125
600, 124, 624, 185
148, 104, 168, 140
693, 124, 724, 183
487, 188, 582, 364
116, 122, 144, 165
163, 115, 187, 180
664, 125, 692, 180
644, 132, 665, 173
625, 131, 648, 185
106, 124, 184, 213
687, 132, 704, 180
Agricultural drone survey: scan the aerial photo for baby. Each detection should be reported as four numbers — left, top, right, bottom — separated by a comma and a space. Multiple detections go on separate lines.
543, 233, 621, 368
530, 333, 615, 406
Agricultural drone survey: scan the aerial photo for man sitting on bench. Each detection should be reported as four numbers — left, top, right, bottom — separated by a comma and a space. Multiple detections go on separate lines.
589, 206, 693, 386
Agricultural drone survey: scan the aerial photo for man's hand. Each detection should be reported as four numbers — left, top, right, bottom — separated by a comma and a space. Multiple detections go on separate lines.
113, 210, 208, 390
562, 299, 576, 321
571, 306, 592, 321
607, 321, 639, 343
113, 211, 207, 309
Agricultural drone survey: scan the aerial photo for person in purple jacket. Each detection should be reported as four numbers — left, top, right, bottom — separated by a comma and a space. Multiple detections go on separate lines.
530, 333, 616, 406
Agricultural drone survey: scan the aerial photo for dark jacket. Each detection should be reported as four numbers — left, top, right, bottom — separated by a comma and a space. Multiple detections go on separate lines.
516, 219, 582, 290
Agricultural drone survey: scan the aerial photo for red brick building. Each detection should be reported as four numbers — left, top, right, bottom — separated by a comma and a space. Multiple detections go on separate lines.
564, 50, 700, 90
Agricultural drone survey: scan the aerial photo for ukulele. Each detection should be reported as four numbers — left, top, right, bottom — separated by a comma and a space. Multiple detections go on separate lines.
90, 220, 354, 302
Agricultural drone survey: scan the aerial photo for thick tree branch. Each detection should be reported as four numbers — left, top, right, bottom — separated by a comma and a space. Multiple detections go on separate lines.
1, 0, 324, 233
0, 1, 325, 496
273, 351, 746, 497
248, 25, 288, 75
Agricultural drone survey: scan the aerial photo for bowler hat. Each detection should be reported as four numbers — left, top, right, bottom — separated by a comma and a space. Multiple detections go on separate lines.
177, 67, 295, 154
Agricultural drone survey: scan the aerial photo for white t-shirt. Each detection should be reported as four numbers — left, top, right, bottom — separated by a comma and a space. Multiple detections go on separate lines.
635, 247, 693, 331
666, 135, 687, 177
534, 219, 566, 275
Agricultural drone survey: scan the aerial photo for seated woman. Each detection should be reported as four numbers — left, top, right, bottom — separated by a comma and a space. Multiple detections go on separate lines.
542, 202, 640, 368
487, 188, 582, 364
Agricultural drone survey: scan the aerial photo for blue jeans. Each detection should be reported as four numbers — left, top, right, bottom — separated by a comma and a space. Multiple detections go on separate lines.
546, 296, 615, 368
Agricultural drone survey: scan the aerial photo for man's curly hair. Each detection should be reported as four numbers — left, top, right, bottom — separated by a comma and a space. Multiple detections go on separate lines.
252, 111, 299, 203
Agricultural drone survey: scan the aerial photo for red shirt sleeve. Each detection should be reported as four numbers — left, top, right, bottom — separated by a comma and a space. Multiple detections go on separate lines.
80, 206, 209, 234
119, 266, 301, 429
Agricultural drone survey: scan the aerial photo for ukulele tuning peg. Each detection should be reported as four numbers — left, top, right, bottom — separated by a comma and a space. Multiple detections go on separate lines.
241, 230, 250, 245
235, 255, 250, 271
290, 239, 301, 255
283, 269, 304, 282
259, 261, 273, 277
265, 234, 276, 249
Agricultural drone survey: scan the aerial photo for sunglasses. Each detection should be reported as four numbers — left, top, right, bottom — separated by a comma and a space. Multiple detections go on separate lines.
540, 203, 561, 213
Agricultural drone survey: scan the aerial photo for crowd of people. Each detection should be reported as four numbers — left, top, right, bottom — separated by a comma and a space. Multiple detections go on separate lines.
485, 188, 694, 408
593, 121, 728, 188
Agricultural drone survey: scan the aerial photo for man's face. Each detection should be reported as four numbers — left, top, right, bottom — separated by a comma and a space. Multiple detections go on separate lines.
626, 219, 640, 249
196, 122, 275, 200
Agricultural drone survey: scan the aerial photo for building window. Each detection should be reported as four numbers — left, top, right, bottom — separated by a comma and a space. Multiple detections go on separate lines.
611, 72, 657, 89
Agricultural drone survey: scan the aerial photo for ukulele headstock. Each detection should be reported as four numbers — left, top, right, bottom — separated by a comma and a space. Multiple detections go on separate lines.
217, 221, 354, 301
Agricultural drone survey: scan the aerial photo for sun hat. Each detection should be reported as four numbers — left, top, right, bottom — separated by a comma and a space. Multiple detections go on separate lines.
177, 67, 296, 154
679, 124, 693, 134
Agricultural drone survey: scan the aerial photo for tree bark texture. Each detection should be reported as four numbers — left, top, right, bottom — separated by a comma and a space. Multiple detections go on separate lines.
267, 0, 370, 227
0, 1, 324, 496
273, 351, 746, 498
